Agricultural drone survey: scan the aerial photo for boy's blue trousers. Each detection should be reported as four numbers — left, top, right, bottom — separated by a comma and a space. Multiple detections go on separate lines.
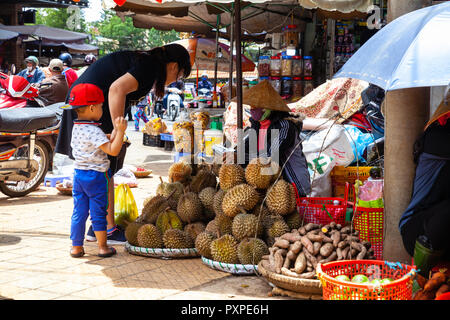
70, 169, 111, 246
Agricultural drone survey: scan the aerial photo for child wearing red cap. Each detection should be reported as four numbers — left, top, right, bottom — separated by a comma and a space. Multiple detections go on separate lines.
62, 83, 128, 258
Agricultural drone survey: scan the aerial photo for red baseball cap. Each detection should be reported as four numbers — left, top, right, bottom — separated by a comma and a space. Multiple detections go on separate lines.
61, 83, 104, 109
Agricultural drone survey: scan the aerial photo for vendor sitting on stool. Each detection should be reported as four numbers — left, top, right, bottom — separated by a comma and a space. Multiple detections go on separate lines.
399, 85, 450, 275
231, 80, 311, 197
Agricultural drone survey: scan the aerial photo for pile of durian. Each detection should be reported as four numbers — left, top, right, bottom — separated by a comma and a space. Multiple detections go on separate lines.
124, 157, 300, 266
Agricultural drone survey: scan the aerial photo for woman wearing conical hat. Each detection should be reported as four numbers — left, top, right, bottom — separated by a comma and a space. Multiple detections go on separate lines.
232, 80, 311, 197
399, 84, 450, 273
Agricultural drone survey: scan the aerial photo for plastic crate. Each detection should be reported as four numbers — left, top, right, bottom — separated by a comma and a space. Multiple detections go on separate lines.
143, 133, 157, 147
331, 166, 372, 202
295, 182, 349, 226
353, 206, 384, 260
317, 260, 416, 300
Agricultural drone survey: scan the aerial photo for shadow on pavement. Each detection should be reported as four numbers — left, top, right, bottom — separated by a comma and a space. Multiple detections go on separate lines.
0, 192, 70, 207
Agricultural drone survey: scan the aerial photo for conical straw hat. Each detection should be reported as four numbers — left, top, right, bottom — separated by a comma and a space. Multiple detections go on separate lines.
424, 99, 450, 131
231, 80, 291, 112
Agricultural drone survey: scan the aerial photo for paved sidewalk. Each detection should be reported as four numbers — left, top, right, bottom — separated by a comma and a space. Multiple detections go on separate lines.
0, 123, 290, 300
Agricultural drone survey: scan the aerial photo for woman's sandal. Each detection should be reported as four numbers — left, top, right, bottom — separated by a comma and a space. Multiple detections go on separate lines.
70, 248, 85, 258
98, 247, 116, 258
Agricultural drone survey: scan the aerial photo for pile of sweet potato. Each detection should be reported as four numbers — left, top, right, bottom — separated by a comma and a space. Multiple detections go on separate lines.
264, 222, 376, 279
413, 270, 450, 300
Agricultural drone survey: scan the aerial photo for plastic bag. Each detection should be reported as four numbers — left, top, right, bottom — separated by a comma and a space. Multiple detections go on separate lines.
113, 167, 138, 188
114, 183, 139, 228
356, 178, 384, 208
343, 125, 375, 163
302, 125, 355, 196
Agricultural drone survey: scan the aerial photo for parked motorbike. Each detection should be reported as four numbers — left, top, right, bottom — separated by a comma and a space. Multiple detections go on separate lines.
0, 70, 63, 197
165, 87, 184, 121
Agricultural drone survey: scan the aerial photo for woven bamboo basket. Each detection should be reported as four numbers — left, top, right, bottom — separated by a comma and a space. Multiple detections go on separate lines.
132, 170, 152, 178
125, 241, 199, 259
258, 260, 323, 294
201, 256, 258, 275
56, 183, 72, 196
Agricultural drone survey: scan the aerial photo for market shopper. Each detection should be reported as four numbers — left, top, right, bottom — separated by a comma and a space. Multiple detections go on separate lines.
59, 52, 78, 88
36, 59, 69, 106
399, 88, 450, 271
55, 43, 192, 244
134, 92, 151, 131
62, 83, 127, 258
17, 56, 45, 84
237, 80, 311, 197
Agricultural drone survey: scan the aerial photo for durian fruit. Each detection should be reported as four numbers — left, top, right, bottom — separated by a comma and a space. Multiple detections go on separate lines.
221, 184, 259, 218
190, 168, 217, 193
251, 203, 271, 219
210, 234, 240, 264
213, 189, 225, 216
156, 208, 183, 235
198, 187, 216, 217
215, 213, 233, 237
163, 229, 194, 249
263, 215, 290, 246
184, 222, 206, 242
125, 221, 145, 246
137, 224, 163, 248
231, 211, 263, 241
218, 164, 245, 191
205, 219, 218, 236
177, 191, 203, 223
237, 238, 269, 265
245, 157, 279, 190
195, 231, 216, 259
137, 195, 170, 224
266, 179, 297, 216
284, 210, 301, 230
211, 163, 221, 177
168, 161, 192, 184
156, 177, 185, 210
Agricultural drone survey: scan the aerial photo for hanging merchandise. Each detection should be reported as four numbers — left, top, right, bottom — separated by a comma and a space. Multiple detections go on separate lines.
283, 24, 299, 48
292, 77, 303, 98
303, 77, 314, 96
292, 56, 303, 77
258, 55, 271, 77
270, 56, 281, 77
269, 76, 281, 94
281, 55, 293, 77
303, 56, 313, 77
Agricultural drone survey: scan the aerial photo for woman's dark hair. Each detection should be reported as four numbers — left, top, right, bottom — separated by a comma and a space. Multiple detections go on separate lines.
139, 43, 191, 99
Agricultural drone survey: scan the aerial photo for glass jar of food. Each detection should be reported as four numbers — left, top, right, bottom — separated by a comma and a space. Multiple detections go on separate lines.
281, 56, 292, 77
281, 76, 292, 97
257, 55, 270, 77
292, 77, 303, 98
303, 56, 313, 77
269, 76, 281, 94
270, 56, 281, 77
292, 56, 303, 77
303, 77, 314, 96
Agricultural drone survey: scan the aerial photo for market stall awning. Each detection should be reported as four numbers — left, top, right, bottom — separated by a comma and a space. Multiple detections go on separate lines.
0, 24, 89, 43
113, 0, 310, 39
0, 29, 19, 41
298, 0, 373, 13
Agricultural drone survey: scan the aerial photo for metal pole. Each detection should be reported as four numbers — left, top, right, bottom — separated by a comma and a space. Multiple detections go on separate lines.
228, 8, 234, 102
214, 15, 220, 96
234, 0, 243, 131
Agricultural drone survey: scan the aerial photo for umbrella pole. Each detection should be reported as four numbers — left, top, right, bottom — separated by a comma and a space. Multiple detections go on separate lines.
214, 15, 220, 96
196, 67, 199, 96
234, 0, 243, 131
229, 8, 234, 103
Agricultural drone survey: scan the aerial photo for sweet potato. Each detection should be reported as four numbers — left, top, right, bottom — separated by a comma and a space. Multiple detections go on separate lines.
286, 250, 297, 262
345, 235, 360, 242
281, 232, 303, 243
304, 223, 321, 232
274, 249, 286, 273
336, 247, 343, 260
331, 231, 341, 247
341, 246, 350, 259
436, 284, 450, 298
319, 251, 338, 264
361, 241, 372, 249
319, 243, 334, 258
283, 255, 292, 269
293, 251, 306, 274
329, 222, 336, 229
303, 247, 318, 268
307, 231, 324, 243
301, 235, 314, 254
340, 226, 351, 234
319, 232, 334, 243
424, 272, 447, 292
313, 241, 322, 255
414, 289, 437, 300
350, 242, 367, 260
337, 240, 348, 249
289, 241, 302, 255
261, 255, 270, 261
273, 238, 290, 249
281, 267, 316, 279
335, 223, 342, 230
298, 226, 306, 235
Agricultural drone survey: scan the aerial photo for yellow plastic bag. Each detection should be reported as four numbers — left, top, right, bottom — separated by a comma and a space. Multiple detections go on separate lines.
114, 183, 139, 228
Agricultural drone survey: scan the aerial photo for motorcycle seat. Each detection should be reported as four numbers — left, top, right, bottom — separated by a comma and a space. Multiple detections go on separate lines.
0, 106, 59, 133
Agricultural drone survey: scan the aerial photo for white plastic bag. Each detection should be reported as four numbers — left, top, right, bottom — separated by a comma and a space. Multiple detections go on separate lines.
113, 168, 138, 188
302, 125, 355, 197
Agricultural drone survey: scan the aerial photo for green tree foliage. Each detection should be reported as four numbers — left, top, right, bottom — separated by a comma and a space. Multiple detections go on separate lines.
35, 8, 87, 33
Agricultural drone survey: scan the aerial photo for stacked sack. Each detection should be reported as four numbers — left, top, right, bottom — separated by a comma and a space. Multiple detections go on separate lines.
194, 157, 311, 266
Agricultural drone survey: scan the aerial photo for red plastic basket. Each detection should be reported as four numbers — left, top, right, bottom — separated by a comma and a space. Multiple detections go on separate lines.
353, 206, 384, 260
316, 260, 417, 300
295, 182, 349, 226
